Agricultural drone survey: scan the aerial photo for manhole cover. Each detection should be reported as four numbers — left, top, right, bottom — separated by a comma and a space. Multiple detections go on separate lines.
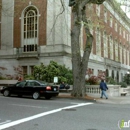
62, 108, 76, 111
87, 129, 97, 130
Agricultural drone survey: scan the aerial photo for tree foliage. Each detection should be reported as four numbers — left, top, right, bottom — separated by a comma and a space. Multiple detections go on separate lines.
33, 61, 73, 84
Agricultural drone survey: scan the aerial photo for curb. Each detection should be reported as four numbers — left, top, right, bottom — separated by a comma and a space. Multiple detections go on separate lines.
57, 93, 97, 102
95, 99, 130, 104
58, 93, 130, 104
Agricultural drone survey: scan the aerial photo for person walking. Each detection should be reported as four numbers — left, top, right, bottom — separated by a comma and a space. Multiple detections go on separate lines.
100, 79, 108, 99
59, 82, 65, 89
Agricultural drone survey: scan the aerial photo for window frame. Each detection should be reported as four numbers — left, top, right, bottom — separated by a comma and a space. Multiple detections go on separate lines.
21, 6, 39, 52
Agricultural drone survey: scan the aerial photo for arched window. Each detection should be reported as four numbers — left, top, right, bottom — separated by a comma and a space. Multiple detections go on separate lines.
22, 6, 39, 52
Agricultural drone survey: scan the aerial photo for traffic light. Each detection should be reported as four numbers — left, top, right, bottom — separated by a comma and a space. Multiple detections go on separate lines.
69, 0, 75, 7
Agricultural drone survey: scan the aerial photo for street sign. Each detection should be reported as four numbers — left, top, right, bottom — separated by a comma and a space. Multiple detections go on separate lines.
54, 77, 58, 83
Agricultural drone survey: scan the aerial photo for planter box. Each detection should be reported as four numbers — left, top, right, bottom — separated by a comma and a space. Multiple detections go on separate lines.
0, 80, 17, 86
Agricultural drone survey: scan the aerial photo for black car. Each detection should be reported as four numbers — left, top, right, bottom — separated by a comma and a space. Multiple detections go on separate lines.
0, 80, 59, 100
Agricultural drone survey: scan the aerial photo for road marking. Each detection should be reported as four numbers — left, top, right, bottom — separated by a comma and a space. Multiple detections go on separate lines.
0, 102, 93, 130
0, 120, 11, 125
10, 104, 43, 108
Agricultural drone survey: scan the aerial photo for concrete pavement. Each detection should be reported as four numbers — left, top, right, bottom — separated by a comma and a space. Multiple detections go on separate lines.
58, 92, 130, 104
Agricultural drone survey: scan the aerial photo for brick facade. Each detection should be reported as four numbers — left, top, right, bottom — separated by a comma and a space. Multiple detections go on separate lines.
85, 3, 130, 66
14, 0, 47, 48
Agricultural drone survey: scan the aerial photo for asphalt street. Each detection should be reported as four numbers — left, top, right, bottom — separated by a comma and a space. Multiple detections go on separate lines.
0, 94, 130, 130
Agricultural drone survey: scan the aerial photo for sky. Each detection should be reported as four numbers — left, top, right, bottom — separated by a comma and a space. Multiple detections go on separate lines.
115, 0, 130, 18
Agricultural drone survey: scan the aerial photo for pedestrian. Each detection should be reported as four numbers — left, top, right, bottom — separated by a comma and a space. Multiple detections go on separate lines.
59, 82, 65, 89
100, 79, 108, 99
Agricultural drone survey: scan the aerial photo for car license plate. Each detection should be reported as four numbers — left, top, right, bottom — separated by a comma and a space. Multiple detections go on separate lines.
54, 88, 56, 91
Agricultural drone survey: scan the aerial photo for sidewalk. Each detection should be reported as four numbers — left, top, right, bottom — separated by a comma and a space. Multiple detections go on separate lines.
58, 92, 130, 104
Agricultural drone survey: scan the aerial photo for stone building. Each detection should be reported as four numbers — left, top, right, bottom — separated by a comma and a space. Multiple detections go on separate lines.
0, 0, 71, 79
84, 1, 130, 82
0, 0, 129, 82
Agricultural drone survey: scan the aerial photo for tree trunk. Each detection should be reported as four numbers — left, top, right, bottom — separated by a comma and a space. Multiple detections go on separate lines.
70, 0, 106, 98
71, 4, 93, 98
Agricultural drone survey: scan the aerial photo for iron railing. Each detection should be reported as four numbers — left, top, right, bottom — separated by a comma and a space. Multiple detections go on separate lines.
16, 45, 40, 59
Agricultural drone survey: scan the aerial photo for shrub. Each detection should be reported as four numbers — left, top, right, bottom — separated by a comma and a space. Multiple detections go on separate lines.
33, 61, 73, 84
106, 77, 116, 85
123, 75, 130, 85
86, 76, 100, 85
0, 76, 7, 80
24, 75, 34, 80
119, 82, 127, 88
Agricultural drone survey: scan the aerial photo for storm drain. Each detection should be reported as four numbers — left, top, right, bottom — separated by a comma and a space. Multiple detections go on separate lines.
62, 108, 76, 111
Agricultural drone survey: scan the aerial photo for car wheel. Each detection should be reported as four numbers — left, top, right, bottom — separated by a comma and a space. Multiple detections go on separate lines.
32, 92, 40, 100
45, 96, 51, 100
3, 90, 10, 97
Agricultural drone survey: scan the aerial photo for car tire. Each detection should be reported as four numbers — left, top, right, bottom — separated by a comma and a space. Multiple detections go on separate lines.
45, 96, 51, 100
32, 92, 40, 100
3, 90, 10, 97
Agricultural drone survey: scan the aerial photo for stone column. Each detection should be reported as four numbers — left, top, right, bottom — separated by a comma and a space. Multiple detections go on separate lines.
1, 0, 14, 50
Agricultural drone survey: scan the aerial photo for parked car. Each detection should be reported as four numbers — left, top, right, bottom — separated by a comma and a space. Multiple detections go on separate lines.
0, 80, 59, 100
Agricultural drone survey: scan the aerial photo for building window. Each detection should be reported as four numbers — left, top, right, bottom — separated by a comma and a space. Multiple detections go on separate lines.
124, 47, 126, 64
127, 51, 129, 65
119, 44, 122, 63
115, 40, 118, 61
119, 26, 122, 35
109, 36, 113, 60
30, 66, 34, 75
96, 5, 100, 17
115, 22, 117, 32
123, 31, 125, 38
22, 6, 39, 52
110, 16, 113, 27
104, 9, 107, 23
96, 28, 101, 56
103, 31, 108, 58
127, 34, 128, 41
22, 66, 27, 76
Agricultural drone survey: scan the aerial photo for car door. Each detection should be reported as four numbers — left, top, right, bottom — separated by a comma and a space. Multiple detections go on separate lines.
11, 81, 26, 95
23, 81, 34, 95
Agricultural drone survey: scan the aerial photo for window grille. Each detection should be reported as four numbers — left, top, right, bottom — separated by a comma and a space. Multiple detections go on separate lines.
22, 6, 38, 52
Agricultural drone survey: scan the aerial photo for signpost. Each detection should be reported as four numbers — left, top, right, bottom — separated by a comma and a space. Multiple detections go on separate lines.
54, 77, 58, 84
